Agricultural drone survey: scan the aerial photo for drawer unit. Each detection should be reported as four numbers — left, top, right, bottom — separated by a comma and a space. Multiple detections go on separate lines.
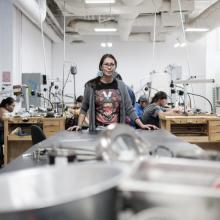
43, 119, 65, 137
208, 120, 220, 142
209, 120, 220, 127
209, 132, 220, 142
3, 117, 65, 164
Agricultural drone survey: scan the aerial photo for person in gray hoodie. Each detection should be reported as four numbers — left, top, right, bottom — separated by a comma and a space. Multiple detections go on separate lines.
68, 54, 157, 132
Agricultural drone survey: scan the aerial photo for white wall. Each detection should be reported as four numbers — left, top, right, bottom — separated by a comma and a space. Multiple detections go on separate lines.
52, 36, 207, 110
0, 2, 52, 89
1, 2, 52, 87
0, 0, 13, 86
21, 15, 52, 78
206, 27, 220, 113
13, 8, 52, 85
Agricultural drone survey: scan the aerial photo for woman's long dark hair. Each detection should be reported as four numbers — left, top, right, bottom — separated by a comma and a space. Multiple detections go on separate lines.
0, 97, 15, 108
86, 54, 118, 88
151, 91, 167, 104
99, 54, 117, 70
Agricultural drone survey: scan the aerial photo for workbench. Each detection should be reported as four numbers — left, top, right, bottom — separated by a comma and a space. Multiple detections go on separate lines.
0, 129, 201, 173
3, 117, 65, 164
159, 114, 220, 147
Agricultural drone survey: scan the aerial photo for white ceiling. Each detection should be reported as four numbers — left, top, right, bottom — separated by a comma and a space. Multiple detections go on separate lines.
45, 0, 220, 43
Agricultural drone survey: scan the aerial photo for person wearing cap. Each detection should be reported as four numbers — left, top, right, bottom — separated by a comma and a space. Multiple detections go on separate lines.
135, 95, 149, 119
129, 95, 148, 128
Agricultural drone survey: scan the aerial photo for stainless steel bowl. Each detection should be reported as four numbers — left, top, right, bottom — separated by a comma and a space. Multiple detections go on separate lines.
96, 124, 151, 162
0, 163, 124, 220
120, 158, 220, 220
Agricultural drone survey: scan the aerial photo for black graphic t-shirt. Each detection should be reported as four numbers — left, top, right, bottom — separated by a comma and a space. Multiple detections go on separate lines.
95, 80, 121, 126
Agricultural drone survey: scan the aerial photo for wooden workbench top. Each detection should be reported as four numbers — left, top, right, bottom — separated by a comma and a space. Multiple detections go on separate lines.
159, 114, 220, 120
3, 116, 65, 124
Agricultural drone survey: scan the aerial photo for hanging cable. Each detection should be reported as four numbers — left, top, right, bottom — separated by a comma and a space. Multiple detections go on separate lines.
152, 0, 157, 65
177, 0, 191, 77
39, 2, 47, 79
152, 10, 157, 59
189, 83, 196, 109
177, 0, 197, 109
62, 69, 71, 98
61, 12, 66, 115
38, 0, 49, 111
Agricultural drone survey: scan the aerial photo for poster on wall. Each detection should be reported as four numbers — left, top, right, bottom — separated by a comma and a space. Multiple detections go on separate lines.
2, 71, 11, 84
0, 71, 12, 101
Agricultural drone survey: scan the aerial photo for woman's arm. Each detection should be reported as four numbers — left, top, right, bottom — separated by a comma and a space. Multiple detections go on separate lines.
67, 113, 86, 131
80, 85, 90, 115
159, 107, 181, 116
0, 108, 8, 123
135, 118, 158, 130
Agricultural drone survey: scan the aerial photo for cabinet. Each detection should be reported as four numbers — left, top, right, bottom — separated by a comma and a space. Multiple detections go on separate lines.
3, 117, 65, 164
160, 115, 220, 145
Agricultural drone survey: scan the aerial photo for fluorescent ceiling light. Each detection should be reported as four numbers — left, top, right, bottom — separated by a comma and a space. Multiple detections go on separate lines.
180, 42, 186, 47
100, 42, 113, 47
101, 42, 106, 47
107, 42, 112, 47
85, 0, 115, 3
174, 43, 180, 48
94, 28, 117, 32
185, 28, 209, 32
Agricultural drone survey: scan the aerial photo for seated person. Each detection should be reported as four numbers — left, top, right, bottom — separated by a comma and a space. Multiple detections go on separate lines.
135, 95, 149, 118
142, 91, 180, 128
66, 96, 89, 129
0, 97, 15, 167
129, 95, 148, 128
68, 95, 83, 116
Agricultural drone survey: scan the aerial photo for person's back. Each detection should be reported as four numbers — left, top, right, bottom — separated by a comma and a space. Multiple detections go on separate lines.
0, 107, 8, 124
135, 102, 143, 118
141, 103, 162, 128
0, 97, 15, 167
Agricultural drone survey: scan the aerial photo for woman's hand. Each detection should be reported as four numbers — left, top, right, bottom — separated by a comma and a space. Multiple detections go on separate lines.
172, 107, 183, 114
135, 118, 158, 130
67, 125, 82, 131
141, 124, 159, 130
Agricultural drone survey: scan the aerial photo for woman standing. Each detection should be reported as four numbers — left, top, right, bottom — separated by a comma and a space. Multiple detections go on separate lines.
0, 97, 15, 167
68, 54, 157, 131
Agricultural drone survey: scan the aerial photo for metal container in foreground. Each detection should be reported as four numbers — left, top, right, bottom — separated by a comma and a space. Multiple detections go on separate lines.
120, 158, 220, 220
0, 163, 124, 220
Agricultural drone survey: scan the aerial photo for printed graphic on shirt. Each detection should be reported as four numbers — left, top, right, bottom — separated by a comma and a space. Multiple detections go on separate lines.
95, 89, 121, 125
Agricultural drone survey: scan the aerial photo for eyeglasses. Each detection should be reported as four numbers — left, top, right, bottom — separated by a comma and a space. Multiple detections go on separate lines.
102, 63, 115, 68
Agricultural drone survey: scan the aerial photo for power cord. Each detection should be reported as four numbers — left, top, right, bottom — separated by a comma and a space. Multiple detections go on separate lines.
188, 92, 213, 113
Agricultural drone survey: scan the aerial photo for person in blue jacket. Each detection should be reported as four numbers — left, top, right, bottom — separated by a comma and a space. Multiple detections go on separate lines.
135, 95, 149, 119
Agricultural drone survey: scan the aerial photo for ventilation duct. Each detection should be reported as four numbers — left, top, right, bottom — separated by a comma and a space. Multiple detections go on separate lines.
118, 0, 144, 41
13, 0, 46, 23
68, 20, 118, 35
118, 0, 163, 41
118, 13, 139, 41
121, 0, 145, 6
186, 0, 220, 41
12, 0, 61, 42
128, 33, 150, 41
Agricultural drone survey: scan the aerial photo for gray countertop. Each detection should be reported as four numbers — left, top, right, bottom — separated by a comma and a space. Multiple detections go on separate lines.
0, 129, 201, 173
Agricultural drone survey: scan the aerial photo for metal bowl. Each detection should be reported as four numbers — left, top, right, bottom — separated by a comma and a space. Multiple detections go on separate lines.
0, 163, 124, 220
